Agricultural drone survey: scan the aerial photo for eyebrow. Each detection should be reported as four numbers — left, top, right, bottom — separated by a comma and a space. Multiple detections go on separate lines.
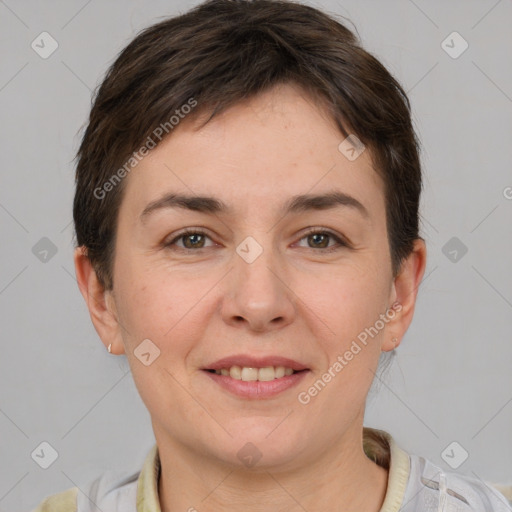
139, 191, 369, 222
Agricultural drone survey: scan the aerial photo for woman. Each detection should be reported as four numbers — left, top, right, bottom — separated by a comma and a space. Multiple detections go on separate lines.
32, 0, 511, 510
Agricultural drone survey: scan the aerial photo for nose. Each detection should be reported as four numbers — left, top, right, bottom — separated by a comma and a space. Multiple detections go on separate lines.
221, 239, 296, 333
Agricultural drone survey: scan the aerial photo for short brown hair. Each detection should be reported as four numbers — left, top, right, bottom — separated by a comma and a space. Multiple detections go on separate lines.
73, 0, 422, 290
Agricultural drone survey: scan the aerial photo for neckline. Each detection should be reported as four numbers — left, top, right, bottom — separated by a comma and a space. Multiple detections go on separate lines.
139, 427, 411, 512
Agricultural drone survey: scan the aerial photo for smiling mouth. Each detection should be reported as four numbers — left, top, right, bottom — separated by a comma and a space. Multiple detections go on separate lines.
205, 365, 307, 382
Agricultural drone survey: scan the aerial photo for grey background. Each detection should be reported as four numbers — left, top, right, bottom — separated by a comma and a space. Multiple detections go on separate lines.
0, 0, 511, 510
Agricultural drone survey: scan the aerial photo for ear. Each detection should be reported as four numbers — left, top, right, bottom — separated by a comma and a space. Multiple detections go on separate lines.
381, 238, 427, 352
73, 246, 124, 355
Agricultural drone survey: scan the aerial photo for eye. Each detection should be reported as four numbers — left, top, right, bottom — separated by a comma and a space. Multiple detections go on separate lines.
163, 227, 349, 253
164, 228, 215, 250
296, 228, 348, 252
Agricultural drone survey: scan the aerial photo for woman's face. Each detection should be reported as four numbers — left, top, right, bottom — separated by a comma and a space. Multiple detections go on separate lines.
93, 83, 424, 469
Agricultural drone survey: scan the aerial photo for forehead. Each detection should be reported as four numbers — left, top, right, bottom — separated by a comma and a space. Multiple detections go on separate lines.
119, 83, 385, 220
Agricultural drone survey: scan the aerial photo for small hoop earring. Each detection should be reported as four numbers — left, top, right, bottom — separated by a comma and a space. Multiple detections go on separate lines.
107, 343, 112, 353
392, 337, 398, 345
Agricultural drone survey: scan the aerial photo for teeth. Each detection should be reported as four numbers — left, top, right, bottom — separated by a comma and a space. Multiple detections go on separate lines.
241, 367, 259, 381
275, 366, 285, 378
230, 366, 241, 380
212, 365, 298, 381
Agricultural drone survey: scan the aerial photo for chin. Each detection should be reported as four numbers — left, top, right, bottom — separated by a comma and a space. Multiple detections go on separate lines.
216, 425, 309, 470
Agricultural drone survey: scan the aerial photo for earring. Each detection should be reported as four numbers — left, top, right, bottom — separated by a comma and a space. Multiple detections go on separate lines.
107, 343, 112, 353
392, 337, 398, 346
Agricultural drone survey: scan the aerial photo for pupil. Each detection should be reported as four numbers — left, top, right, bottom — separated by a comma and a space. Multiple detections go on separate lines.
311, 234, 327, 248
186, 234, 203, 248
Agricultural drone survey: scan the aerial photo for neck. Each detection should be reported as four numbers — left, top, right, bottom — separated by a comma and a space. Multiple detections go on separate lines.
156, 426, 389, 512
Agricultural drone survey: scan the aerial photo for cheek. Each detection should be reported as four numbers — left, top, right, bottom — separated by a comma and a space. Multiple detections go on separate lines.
113, 260, 216, 368
115, 255, 179, 330
306, 266, 389, 341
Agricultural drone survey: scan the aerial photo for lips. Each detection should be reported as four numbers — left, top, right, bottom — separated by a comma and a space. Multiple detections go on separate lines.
202, 354, 310, 399
204, 355, 309, 372
203, 367, 309, 399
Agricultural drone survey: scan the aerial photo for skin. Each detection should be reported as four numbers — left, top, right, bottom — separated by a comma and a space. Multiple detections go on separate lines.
75, 82, 427, 511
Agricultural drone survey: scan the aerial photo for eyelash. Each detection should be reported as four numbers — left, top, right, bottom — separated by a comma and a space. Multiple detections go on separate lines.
163, 227, 349, 253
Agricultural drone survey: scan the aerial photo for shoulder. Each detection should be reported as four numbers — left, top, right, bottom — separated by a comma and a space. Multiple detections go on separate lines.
404, 453, 512, 512
75, 468, 139, 511
30, 467, 140, 512
31, 444, 157, 512
31, 487, 78, 512
364, 428, 512, 512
